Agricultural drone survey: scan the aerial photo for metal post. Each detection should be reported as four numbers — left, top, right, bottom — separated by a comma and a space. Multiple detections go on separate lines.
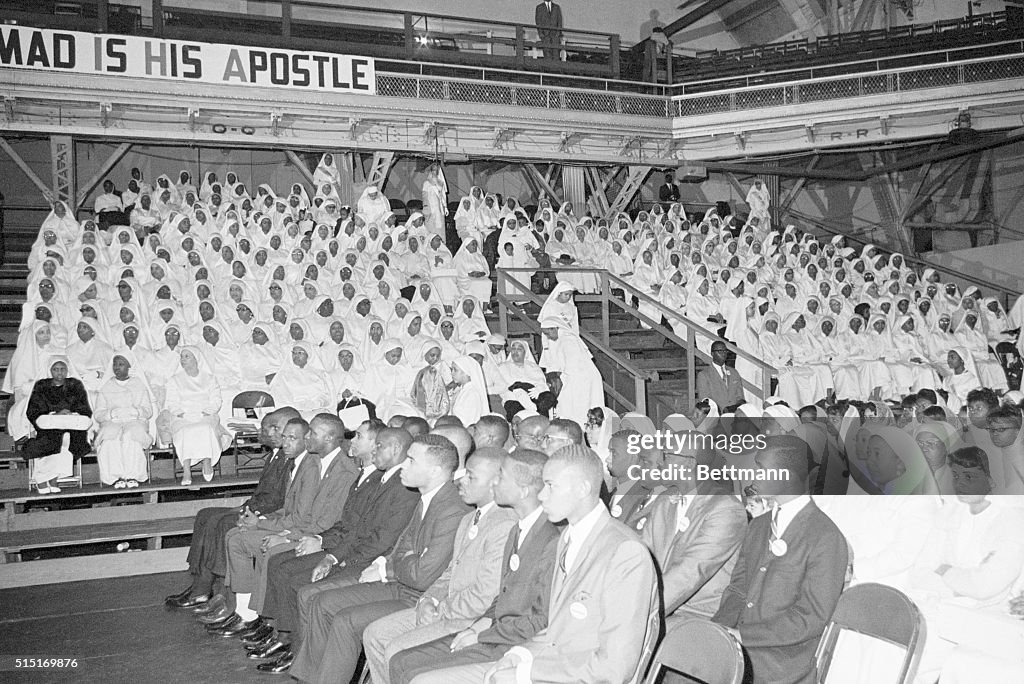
687, 327, 696, 404
498, 273, 509, 341
610, 34, 620, 79
152, 0, 164, 37
282, 0, 292, 39
404, 14, 415, 58
633, 375, 646, 415
515, 26, 526, 68
97, 0, 108, 32
601, 272, 610, 346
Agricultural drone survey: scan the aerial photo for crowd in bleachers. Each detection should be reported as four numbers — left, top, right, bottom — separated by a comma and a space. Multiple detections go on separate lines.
5, 152, 1024, 681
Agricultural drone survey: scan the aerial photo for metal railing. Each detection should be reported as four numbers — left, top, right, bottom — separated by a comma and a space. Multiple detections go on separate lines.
672, 42, 1024, 117
784, 208, 1022, 311
495, 267, 777, 418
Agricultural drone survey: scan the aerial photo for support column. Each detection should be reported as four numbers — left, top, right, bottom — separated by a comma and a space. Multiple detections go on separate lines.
364, 152, 395, 192
51, 135, 75, 210
76, 142, 131, 211
338, 151, 356, 207
561, 166, 586, 215
606, 166, 652, 218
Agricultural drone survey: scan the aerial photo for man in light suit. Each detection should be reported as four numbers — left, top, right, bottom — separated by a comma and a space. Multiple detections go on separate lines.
389, 448, 560, 684
640, 432, 746, 626
713, 436, 848, 684
215, 415, 359, 636
167, 407, 300, 609
363, 447, 517, 684
411, 444, 659, 684
289, 434, 470, 684
695, 341, 745, 412
534, 0, 563, 60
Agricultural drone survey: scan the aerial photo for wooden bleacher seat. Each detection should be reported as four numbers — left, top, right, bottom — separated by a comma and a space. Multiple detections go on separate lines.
0, 516, 196, 562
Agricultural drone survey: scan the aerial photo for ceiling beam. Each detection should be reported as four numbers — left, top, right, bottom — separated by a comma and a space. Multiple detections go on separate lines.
664, 0, 741, 38
703, 161, 858, 181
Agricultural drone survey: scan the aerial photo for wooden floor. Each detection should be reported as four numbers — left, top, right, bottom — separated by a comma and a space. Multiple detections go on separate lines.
0, 571, 291, 683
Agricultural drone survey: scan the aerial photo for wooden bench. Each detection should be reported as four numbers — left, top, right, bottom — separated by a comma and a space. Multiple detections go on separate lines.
0, 515, 196, 562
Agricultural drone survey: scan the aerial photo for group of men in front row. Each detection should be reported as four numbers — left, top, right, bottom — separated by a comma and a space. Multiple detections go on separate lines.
166, 407, 846, 684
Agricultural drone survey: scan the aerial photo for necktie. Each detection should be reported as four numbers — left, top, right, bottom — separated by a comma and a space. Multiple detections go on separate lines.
558, 531, 571, 575
510, 523, 522, 553
285, 455, 295, 476
472, 509, 482, 526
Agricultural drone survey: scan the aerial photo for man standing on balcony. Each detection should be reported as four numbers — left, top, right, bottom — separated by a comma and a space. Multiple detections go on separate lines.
535, 1, 563, 60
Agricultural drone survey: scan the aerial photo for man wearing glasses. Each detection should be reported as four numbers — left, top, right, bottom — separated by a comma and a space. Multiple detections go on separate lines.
540, 419, 583, 456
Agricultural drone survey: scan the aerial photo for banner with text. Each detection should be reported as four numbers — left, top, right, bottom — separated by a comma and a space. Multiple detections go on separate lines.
0, 25, 375, 94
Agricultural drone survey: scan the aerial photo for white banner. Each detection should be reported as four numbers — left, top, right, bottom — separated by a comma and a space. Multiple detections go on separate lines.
0, 25, 376, 94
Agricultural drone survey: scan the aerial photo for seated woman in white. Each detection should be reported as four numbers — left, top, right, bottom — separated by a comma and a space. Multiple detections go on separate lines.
449, 355, 489, 427
94, 354, 154, 488
453, 237, 493, 313
364, 338, 418, 422
498, 339, 548, 415
161, 346, 226, 485
4, 321, 59, 441
943, 347, 981, 415
268, 341, 333, 419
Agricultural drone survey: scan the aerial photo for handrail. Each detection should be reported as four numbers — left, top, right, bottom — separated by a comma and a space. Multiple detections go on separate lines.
497, 267, 777, 405
603, 272, 775, 400
671, 38, 1024, 94
783, 208, 1022, 309
495, 270, 654, 415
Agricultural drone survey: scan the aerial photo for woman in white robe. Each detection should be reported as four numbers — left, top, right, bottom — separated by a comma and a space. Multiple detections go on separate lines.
238, 322, 283, 391
65, 317, 115, 395
94, 354, 153, 487
161, 346, 226, 485
498, 339, 548, 414
364, 338, 418, 422
453, 237, 492, 311
539, 316, 604, 428
4, 322, 59, 440
449, 355, 489, 427
268, 341, 333, 418
327, 344, 367, 408
421, 165, 449, 238
356, 186, 391, 227
629, 249, 664, 329
537, 282, 579, 336
313, 153, 340, 192
943, 347, 981, 415
913, 421, 962, 495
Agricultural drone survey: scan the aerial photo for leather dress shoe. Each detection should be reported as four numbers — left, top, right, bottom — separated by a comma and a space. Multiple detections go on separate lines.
256, 649, 293, 673
167, 593, 210, 609
240, 623, 273, 645
164, 587, 192, 604
247, 638, 287, 660
205, 613, 241, 633
243, 630, 276, 650
197, 605, 234, 625
211, 616, 259, 638
236, 616, 266, 637
191, 594, 225, 614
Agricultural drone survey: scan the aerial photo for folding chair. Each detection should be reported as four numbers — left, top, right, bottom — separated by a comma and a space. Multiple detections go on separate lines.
231, 391, 275, 474
814, 583, 926, 684
27, 453, 84, 491
643, 619, 744, 684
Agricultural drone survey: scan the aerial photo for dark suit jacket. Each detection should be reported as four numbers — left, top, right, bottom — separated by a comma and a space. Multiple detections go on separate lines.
478, 514, 560, 647
387, 480, 470, 595
535, 2, 563, 31
324, 470, 419, 570
659, 183, 680, 202
257, 448, 360, 536
696, 364, 745, 409
713, 500, 848, 684
243, 447, 291, 515
640, 482, 746, 618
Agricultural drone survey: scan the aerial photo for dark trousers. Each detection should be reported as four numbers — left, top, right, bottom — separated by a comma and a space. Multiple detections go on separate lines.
185, 506, 241, 595
22, 429, 90, 461
261, 549, 328, 634
290, 581, 416, 684
391, 636, 507, 684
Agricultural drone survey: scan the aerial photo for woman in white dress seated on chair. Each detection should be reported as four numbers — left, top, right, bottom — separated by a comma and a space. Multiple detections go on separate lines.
94, 354, 154, 489
160, 346, 227, 485
22, 356, 93, 494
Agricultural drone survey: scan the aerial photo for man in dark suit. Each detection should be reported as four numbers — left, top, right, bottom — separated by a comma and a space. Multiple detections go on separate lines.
607, 429, 666, 533
713, 436, 848, 684
289, 434, 470, 683
248, 423, 418, 669
388, 448, 559, 684
165, 407, 300, 609
696, 341, 745, 412
534, 0, 563, 60
658, 172, 681, 207
640, 433, 746, 625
